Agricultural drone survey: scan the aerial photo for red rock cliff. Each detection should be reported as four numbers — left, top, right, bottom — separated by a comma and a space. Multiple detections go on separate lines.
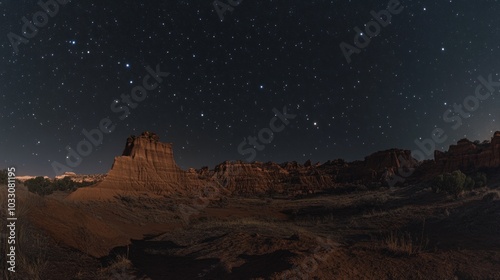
71, 130, 500, 200
73, 132, 204, 196
432, 131, 500, 174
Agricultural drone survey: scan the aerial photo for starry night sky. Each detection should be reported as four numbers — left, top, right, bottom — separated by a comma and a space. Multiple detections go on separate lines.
1, 0, 499, 176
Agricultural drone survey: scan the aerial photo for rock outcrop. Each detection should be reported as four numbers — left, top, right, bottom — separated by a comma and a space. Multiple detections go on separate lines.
55, 172, 106, 183
68, 132, 205, 200
432, 131, 500, 174
206, 160, 334, 195
100, 132, 205, 192
331, 149, 419, 184
68, 131, 500, 200
200, 149, 419, 195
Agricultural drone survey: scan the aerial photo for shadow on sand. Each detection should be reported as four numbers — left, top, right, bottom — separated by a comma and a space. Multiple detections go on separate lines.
105, 238, 296, 280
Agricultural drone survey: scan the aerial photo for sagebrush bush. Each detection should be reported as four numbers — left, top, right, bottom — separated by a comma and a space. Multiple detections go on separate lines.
473, 172, 487, 188
25, 177, 53, 196
431, 170, 488, 196
25, 176, 95, 196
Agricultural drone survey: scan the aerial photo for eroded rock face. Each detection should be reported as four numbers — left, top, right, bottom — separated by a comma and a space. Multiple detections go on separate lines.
70, 131, 421, 198
201, 149, 418, 195
76, 132, 204, 195
209, 161, 285, 195
313, 149, 418, 185
207, 160, 335, 195
432, 131, 500, 174
70, 131, 500, 199
364, 149, 418, 172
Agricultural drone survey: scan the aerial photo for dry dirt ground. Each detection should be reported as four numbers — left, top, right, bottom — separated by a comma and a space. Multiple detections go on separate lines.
1, 183, 499, 280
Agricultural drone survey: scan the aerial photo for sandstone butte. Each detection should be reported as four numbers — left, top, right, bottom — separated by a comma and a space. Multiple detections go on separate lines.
67, 132, 205, 200
68, 131, 500, 200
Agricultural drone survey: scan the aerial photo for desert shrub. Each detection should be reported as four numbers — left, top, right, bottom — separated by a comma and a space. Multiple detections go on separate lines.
25, 177, 94, 196
52, 177, 93, 191
431, 170, 466, 196
25, 177, 53, 196
384, 231, 426, 256
464, 176, 475, 190
431, 174, 444, 193
432, 170, 488, 196
52, 177, 73, 191
472, 172, 487, 188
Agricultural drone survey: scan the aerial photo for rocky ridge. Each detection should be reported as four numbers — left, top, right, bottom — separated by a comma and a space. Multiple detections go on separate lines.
69, 131, 500, 199
433, 131, 500, 173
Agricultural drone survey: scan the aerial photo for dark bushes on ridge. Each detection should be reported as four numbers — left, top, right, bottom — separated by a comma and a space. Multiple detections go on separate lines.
431, 170, 488, 196
25, 176, 94, 196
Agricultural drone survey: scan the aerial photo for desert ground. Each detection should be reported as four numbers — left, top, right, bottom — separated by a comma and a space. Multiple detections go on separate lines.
1, 178, 499, 280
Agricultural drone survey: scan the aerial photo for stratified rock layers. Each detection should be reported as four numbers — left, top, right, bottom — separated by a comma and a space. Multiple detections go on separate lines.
433, 131, 500, 173
203, 148, 419, 195
70, 133, 204, 198
69, 131, 500, 199
209, 160, 335, 195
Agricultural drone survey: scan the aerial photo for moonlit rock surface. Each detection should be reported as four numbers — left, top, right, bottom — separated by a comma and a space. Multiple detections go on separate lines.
68, 132, 204, 200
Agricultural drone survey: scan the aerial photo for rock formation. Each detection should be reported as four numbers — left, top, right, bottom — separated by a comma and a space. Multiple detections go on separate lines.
200, 149, 418, 195
207, 160, 334, 195
329, 149, 419, 184
68, 131, 500, 200
68, 132, 205, 200
55, 172, 106, 183
101, 132, 206, 192
432, 131, 500, 174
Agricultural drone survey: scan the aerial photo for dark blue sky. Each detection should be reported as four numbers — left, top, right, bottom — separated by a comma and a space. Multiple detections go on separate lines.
1, 0, 499, 176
